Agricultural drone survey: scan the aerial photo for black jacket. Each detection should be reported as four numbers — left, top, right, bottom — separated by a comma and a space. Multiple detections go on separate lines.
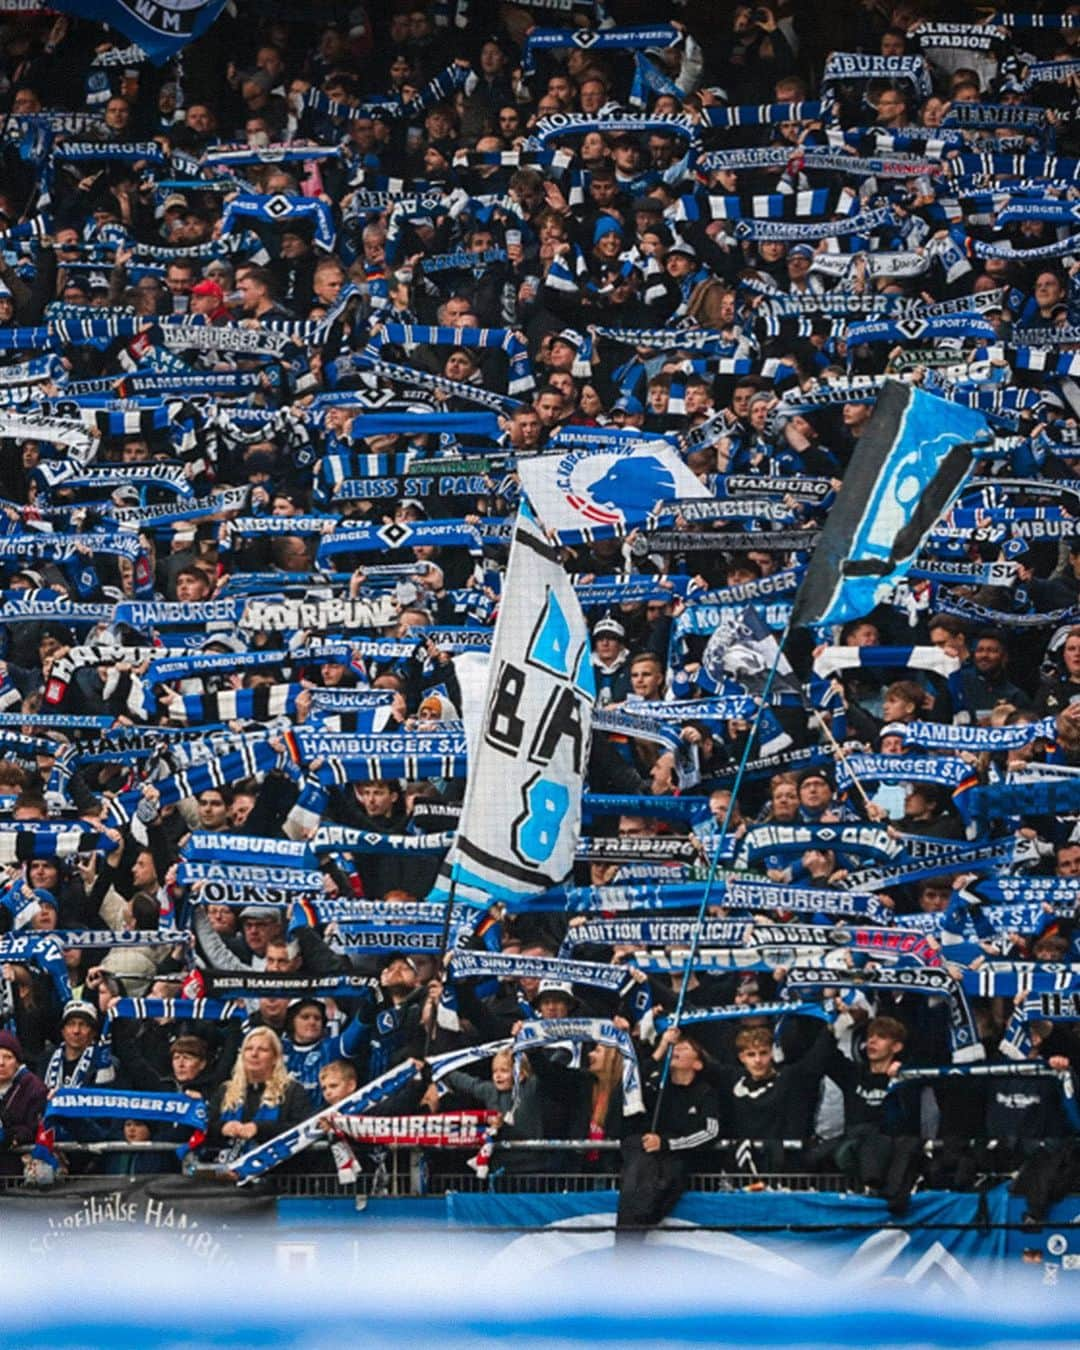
710, 1027, 835, 1140
636, 1063, 721, 1153
206, 1078, 310, 1148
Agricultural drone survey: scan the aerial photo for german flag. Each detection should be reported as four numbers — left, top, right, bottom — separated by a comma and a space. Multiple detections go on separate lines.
289, 896, 319, 932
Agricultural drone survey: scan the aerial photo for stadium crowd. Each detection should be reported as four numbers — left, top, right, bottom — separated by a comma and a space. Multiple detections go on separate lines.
2, 0, 1080, 1231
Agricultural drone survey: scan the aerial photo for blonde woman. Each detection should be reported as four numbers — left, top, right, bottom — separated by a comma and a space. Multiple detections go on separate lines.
207, 1027, 310, 1158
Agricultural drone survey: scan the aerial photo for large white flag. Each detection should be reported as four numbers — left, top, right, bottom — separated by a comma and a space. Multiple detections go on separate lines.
517, 438, 710, 542
431, 504, 595, 907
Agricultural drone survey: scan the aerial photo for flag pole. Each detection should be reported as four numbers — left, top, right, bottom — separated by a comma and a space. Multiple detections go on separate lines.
425, 870, 462, 1057
648, 614, 796, 1131
810, 702, 877, 815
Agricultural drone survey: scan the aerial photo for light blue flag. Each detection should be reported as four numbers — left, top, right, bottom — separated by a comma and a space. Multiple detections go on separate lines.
791, 381, 989, 626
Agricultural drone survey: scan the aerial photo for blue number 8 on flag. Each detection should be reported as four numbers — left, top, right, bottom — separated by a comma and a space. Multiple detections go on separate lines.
513, 774, 570, 866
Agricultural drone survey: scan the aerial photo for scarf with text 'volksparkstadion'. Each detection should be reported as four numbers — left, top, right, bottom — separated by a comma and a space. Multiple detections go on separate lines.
176, 860, 322, 892
910, 21, 1008, 49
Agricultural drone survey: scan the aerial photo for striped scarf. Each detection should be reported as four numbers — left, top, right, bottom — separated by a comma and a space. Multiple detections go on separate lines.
104, 740, 282, 827
44, 1042, 107, 1091
341, 356, 522, 413
364, 324, 534, 398
701, 100, 833, 128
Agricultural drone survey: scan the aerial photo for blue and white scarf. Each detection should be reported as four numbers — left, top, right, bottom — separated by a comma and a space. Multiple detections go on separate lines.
846, 314, 998, 346
308, 731, 469, 786
45, 1088, 207, 1136
967, 775, 1080, 829
720, 879, 891, 923
449, 950, 633, 996
512, 1018, 644, 1115
1, 932, 71, 1005
47, 930, 188, 951
527, 111, 700, 151
311, 824, 454, 856
737, 823, 905, 867
700, 100, 833, 129
785, 965, 982, 1060
365, 323, 534, 398
899, 718, 1056, 752
834, 752, 973, 792
183, 833, 314, 869
229, 1057, 420, 1181
338, 356, 521, 413
822, 52, 932, 97
522, 24, 681, 75
655, 1001, 833, 1034
220, 193, 336, 251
